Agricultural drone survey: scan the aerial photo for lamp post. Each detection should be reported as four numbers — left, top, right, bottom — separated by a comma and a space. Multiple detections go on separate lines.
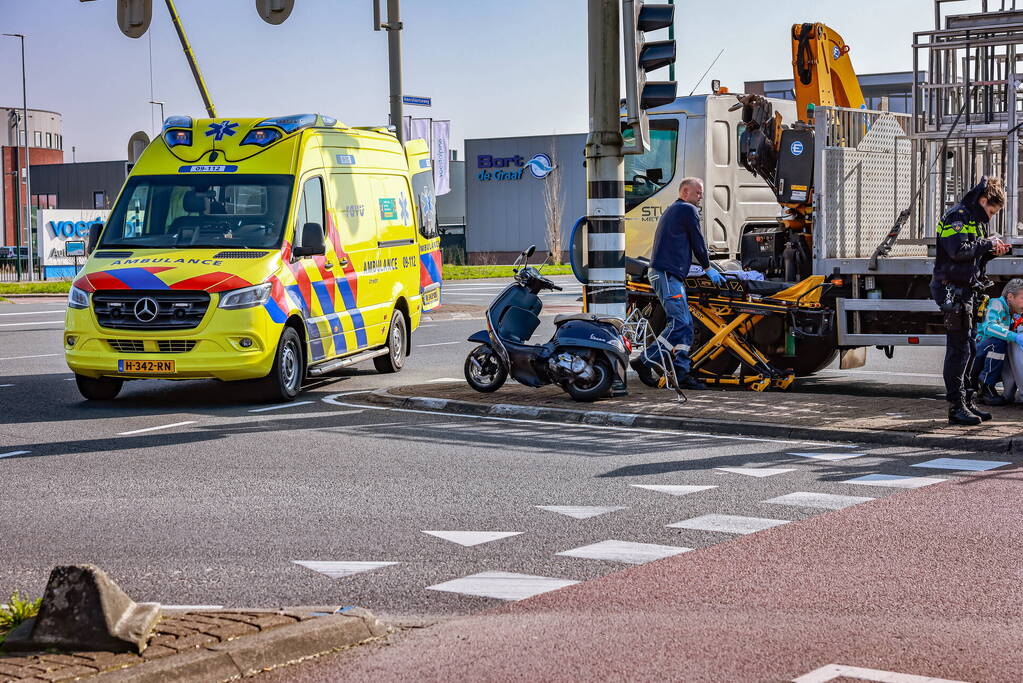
3, 33, 32, 278
149, 100, 165, 135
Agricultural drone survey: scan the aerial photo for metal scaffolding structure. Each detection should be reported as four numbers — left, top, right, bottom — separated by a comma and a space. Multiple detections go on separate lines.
913, 0, 1023, 238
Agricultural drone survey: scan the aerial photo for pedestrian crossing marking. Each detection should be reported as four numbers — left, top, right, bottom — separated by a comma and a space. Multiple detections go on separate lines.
766, 491, 875, 510
667, 514, 790, 535
630, 484, 717, 497
556, 539, 691, 565
293, 561, 399, 579
715, 467, 796, 478
843, 474, 946, 489
535, 505, 628, 519
912, 457, 1011, 472
788, 452, 864, 461
422, 530, 522, 547
793, 663, 969, 683
426, 571, 578, 601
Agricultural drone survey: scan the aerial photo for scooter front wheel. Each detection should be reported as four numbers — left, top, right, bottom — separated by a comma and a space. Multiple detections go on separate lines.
464, 344, 508, 393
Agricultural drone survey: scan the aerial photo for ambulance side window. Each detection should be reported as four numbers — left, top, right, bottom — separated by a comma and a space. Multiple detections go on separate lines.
296, 176, 325, 247
410, 170, 437, 239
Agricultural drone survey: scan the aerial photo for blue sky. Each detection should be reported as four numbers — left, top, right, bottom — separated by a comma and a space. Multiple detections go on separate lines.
0, 0, 935, 162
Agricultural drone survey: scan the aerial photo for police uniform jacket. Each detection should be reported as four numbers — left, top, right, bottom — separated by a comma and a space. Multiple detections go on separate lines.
932, 178, 996, 287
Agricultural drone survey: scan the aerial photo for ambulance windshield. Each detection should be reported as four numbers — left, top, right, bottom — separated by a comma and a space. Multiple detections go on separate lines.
100, 174, 294, 250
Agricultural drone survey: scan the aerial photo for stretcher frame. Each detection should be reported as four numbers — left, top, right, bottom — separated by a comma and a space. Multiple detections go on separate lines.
626, 273, 832, 392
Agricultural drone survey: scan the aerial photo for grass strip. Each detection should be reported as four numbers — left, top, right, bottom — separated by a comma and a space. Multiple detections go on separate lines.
0, 281, 72, 295
443, 265, 573, 280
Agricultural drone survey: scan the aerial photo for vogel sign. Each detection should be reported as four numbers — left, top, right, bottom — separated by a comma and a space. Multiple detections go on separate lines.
38, 209, 110, 276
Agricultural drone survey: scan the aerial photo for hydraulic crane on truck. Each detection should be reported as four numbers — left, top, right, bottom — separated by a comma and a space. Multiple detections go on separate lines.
732, 23, 866, 281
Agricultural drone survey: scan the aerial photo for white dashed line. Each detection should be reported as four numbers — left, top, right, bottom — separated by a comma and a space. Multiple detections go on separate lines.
118, 421, 197, 435
0, 320, 64, 327
766, 492, 875, 510
788, 452, 864, 462
667, 514, 789, 535
426, 571, 578, 601
794, 664, 969, 683
422, 530, 522, 546
912, 457, 1011, 471
0, 450, 29, 459
842, 474, 946, 489
417, 341, 462, 347
556, 539, 690, 564
630, 484, 717, 497
0, 353, 61, 361
427, 377, 464, 383
294, 561, 399, 579
248, 401, 314, 413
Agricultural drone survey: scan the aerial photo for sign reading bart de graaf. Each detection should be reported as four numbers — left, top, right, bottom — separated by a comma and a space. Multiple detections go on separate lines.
476, 153, 555, 182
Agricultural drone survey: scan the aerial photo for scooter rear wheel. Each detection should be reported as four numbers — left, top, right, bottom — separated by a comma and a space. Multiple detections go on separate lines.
464, 344, 507, 393
566, 356, 613, 402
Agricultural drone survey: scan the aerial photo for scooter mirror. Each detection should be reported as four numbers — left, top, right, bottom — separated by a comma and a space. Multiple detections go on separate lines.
525, 245, 536, 258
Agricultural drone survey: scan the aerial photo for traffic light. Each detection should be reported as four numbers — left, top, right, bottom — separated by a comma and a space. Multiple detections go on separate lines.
622, 0, 677, 153
255, 0, 295, 24
78, 0, 152, 38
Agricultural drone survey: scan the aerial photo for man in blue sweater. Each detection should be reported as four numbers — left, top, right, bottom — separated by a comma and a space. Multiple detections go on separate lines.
632, 177, 725, 389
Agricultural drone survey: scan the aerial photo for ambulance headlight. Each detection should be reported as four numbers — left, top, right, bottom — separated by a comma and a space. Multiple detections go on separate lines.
164, 129, 192, 147
241, 128, 282, 147
68, 285, 90, 310
218, 283, 272, 310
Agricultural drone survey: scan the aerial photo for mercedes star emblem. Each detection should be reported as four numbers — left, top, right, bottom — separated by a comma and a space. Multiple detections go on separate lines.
134, 297, 159, 323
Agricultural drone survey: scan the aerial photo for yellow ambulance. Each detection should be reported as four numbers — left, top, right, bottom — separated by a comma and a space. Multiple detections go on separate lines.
64, 114, 442, 401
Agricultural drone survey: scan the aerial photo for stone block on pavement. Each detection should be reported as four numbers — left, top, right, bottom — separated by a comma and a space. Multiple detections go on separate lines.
3, 565, 160, 654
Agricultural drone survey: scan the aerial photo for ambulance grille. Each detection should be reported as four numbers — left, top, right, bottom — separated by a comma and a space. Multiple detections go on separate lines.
106, 339, 197, 353
93, 290, 210, 330
214, 251, 269, 259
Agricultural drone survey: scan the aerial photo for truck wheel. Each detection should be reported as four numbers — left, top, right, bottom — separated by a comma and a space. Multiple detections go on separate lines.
767, 342, 838, 377
257, 326, 304, 401
374, 310, 407, 374
75, 374, 123, 401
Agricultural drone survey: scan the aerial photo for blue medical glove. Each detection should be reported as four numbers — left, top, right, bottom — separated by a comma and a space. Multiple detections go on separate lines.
706, 269, 726, 287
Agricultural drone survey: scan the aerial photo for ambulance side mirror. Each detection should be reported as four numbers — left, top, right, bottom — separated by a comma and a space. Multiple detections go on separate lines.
293, 222, 325, 257
86, 223, 103, 256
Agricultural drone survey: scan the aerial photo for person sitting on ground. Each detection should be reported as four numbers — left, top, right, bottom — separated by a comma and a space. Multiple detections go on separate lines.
974, 277, 1023, 406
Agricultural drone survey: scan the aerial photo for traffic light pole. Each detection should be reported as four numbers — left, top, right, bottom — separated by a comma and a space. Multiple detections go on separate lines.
584, 0, 626, 317
386, 0, 404, 144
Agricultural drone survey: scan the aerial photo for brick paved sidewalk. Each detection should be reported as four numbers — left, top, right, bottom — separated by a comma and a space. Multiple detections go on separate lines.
385, 377, 1023, 452
0, 609, 383, 682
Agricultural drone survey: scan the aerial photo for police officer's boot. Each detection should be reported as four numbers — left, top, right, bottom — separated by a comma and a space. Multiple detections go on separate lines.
948, 401, 983, 426
965, 390, 993, 421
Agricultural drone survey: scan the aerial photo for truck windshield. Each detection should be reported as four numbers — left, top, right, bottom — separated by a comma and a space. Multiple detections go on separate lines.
100, 174, 294, 250
623, 119, 680, 211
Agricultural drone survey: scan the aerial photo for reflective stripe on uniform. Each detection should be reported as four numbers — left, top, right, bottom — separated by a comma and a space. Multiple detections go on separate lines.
987, 352, 1006, 360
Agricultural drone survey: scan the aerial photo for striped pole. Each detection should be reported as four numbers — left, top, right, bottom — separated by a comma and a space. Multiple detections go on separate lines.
584, 0, 626, 317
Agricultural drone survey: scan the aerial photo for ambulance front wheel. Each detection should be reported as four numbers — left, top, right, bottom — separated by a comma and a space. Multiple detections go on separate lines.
75, 374, 123, 401
257, 326, 304, 402
374, 310, 407, 374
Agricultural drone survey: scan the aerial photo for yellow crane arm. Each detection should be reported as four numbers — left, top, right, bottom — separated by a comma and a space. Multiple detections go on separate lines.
791, 23, 865, 121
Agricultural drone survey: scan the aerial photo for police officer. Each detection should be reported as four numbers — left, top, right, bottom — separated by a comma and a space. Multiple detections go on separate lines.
632, 177, 725, 389
931, 177, 1010, 426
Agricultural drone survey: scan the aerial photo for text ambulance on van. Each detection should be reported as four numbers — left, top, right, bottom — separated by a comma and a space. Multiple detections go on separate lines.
64, 114, 442, 402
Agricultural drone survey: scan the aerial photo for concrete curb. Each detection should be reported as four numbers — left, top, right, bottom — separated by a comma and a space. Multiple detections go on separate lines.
91, 610, 387, 682
369, 388, 1023, 455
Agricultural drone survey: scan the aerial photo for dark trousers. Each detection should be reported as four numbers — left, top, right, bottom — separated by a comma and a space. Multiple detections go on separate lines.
974, 337, 1007, 387
931, 281, 976, 405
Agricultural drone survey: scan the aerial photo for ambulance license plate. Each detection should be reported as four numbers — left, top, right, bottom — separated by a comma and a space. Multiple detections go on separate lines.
118, 359, 175, 374
424, 287, 440, 309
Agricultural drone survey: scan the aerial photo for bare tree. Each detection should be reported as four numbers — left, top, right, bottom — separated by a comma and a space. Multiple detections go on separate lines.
542, 144, 565, 264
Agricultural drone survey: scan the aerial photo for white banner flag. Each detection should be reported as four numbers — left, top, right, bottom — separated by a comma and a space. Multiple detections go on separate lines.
432, 120, 451, 196
402, 116, 412, 144
410, 118, 432, 147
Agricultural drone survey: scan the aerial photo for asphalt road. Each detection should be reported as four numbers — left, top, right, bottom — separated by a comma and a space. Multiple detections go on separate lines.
0, 277, 974, 630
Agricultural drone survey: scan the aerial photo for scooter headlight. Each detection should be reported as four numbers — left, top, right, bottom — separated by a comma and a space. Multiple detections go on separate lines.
218, 283, 272, 310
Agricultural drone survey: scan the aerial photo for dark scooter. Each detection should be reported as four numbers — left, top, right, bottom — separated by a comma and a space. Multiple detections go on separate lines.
464, 245, 629, 402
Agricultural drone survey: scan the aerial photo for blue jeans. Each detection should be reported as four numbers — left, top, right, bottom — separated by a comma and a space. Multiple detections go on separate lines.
643, 268, 694, 376
975, 337, 1007, 387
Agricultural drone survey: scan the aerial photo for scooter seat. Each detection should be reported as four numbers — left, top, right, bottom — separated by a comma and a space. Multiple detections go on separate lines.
554, 312, 625, 332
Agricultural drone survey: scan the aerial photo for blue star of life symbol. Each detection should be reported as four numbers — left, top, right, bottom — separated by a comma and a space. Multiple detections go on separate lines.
205, 121, 238, 141
398, 193, 411, 224
419, 189, 434, 216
